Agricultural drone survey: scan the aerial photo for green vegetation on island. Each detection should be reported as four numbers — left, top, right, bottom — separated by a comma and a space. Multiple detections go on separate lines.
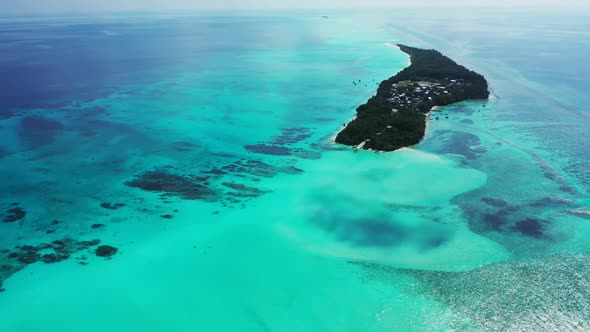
335, 44, 489, 151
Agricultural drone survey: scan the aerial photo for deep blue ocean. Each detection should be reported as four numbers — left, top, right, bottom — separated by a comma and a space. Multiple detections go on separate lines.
0, 8, 589, 331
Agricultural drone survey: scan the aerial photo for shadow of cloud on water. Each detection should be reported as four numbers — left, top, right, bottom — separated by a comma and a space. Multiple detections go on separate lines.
306, 193, 454, 251
313, 212, 408, 248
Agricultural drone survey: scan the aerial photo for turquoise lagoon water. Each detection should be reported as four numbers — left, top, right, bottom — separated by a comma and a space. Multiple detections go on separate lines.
0, 9, 589, 331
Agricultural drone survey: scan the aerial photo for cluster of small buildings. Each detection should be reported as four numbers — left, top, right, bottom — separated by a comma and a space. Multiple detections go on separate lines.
387, 78, 469, 112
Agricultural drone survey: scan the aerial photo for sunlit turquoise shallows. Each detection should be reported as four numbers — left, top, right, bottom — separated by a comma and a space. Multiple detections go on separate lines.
0, 10, 589, 331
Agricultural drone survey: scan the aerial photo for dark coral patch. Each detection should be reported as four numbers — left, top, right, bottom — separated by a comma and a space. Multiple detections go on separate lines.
172, 141, 199, 152
529, 197, 572, 207
4, 239, 101, 270
125, 170, 216, 200
292, 149, 322, 160
314, 117, 336, 123
244, 127, 316, 158
559, 185, 577, 195
19, 116, 64, 148
513, 218, 546, 238
95, 245, 118, 258
100, 202, 126, 210
203, 168, 227, 175
216, 159, 303, 179
192, 157, 307, 207
41, 253, 70, 263
483, 214, 507, 231
80, 131, 97, 137
271, 128, 312, 145
16, 251, 41, 264
0, 147, 8, 159
222, 182, 269, 198
434, 130, 486, 160
2, 207, 26, 223
481, 197, 509, 208
21, 116, 63, 131
0, 110, 16, 120
544, 172, 558, 181
244, 144, 291, 156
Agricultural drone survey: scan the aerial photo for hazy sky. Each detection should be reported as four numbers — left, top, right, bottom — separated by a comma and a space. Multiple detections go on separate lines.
2, 0, 587, 14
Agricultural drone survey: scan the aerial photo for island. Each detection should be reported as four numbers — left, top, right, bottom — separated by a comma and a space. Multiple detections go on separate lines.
335, 44, 489, 151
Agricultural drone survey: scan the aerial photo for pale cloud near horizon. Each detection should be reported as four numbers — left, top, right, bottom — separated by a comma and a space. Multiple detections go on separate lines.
1, 0, 588, 14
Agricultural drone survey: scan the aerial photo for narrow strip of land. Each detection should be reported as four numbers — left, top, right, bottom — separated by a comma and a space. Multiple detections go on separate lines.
335, 45, 489, 151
